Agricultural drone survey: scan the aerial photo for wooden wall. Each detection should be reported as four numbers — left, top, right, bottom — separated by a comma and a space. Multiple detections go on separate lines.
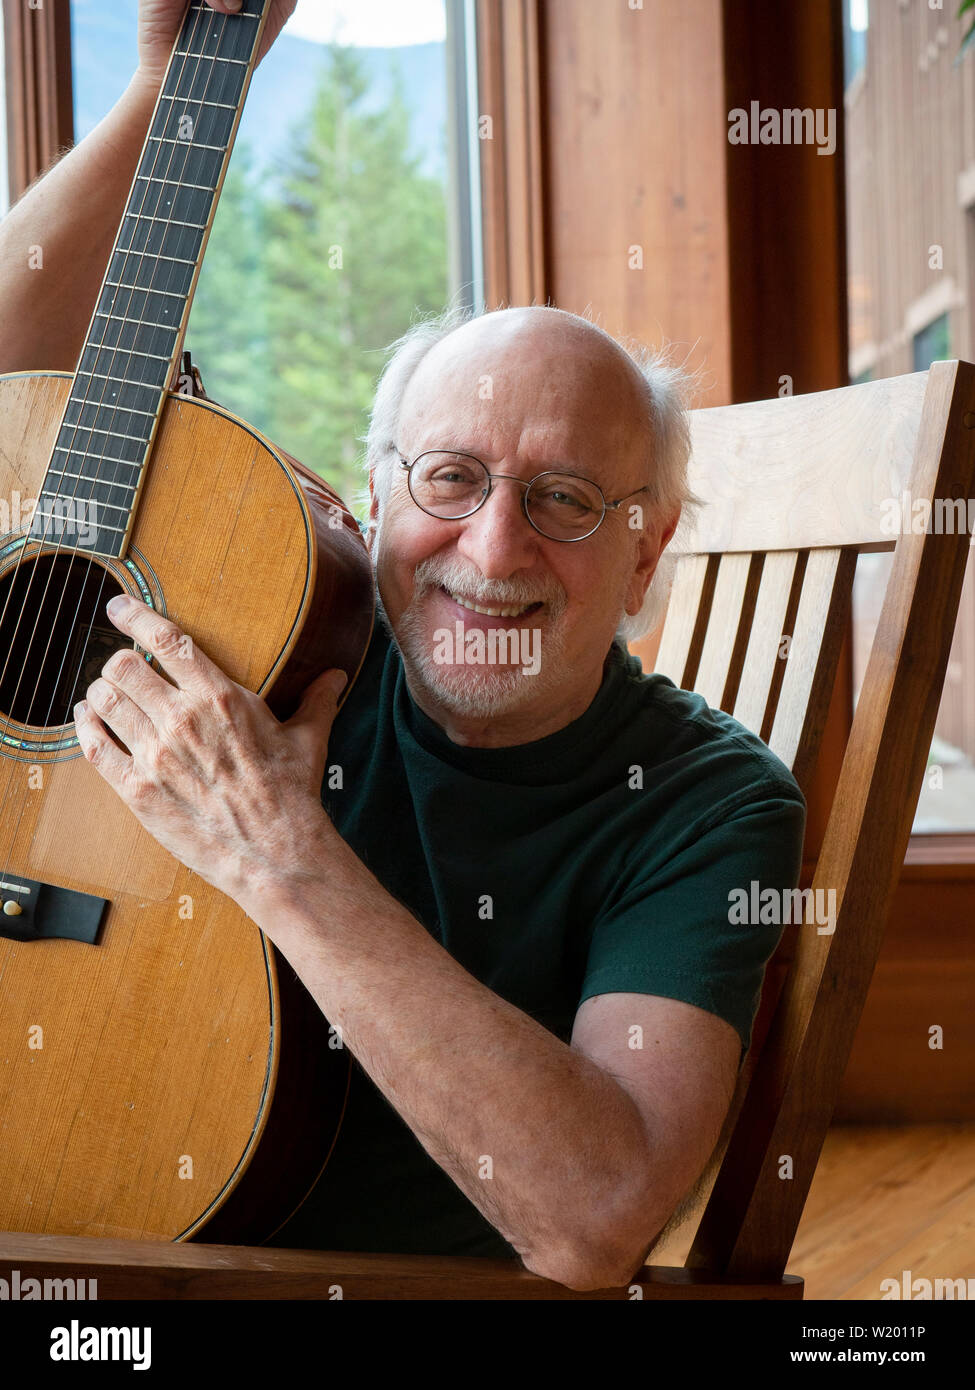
542, 0, 731, 404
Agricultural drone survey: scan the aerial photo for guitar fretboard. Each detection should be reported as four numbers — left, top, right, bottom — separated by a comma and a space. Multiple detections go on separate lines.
32, 0, 268, 557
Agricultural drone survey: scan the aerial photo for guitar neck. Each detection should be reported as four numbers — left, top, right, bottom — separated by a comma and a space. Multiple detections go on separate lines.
33, 0, 270, 559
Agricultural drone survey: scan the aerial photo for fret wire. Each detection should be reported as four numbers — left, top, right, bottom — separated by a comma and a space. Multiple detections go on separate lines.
75, 367, 167, 389
142, 174, 214, 193
32, 514, 129, 536
75, 367, 169, 385
67, 397, 157, 419
40, 495, 133, 517
157, 92, 238, 111
82, 338, 171, 363
51, 458, 142, 475
145, 135, 228, 154
47, 469, 139, 488
121, 212, 208, 232
186, 1, 259, 15
94, 312, 181, 330
57, 427, 151, 445
170, 52, 248, 64
110, 247, 197, 266
99, 285, 186, 302
183, 2, 258, 16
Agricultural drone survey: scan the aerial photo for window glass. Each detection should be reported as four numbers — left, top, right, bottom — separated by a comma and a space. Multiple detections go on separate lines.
844, 3, 975, 835
913, 311, 950, 372
843, 0, 868, 89
71, 0, 477, 506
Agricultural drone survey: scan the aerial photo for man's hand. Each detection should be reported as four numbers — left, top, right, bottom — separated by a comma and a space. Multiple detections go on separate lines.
73, 594, 346, 906
137, 0, 298, 89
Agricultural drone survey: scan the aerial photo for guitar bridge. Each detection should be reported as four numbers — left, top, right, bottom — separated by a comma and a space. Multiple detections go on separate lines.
0, 876, 109, 944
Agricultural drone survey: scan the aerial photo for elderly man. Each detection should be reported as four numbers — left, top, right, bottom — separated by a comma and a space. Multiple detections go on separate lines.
0, 0, 805, 1291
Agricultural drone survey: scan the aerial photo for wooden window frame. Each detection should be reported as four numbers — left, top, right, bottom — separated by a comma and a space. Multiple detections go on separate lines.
2, 0, 73, 207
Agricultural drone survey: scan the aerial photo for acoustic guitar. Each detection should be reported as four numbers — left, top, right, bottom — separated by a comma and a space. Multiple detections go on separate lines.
0, 0, 373, 1243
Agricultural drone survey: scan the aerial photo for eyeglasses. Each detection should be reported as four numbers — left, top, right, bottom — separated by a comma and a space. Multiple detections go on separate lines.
397, 450, 651, 542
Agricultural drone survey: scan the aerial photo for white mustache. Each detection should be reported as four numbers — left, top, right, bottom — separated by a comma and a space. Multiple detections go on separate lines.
412, 557, 564, 612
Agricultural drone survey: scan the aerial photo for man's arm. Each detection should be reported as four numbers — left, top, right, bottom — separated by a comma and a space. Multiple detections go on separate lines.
0, 0, 294, 375
0, 71, 162, 375
244, 841, 739, 1290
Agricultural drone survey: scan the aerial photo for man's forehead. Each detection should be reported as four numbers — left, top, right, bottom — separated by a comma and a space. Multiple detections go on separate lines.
399, 330, 646, 463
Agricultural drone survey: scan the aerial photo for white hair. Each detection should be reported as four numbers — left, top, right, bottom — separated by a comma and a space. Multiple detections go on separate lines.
356, 302, 704, 643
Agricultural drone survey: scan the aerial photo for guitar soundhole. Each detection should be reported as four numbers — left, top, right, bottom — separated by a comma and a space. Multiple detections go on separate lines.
0, 554, 133, 729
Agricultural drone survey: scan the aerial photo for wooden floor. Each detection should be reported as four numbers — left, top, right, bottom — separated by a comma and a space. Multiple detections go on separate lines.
650, 1123, 975, 1299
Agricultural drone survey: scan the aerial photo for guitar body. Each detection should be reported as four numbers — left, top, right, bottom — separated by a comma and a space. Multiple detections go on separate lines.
0, 371, 374, 1241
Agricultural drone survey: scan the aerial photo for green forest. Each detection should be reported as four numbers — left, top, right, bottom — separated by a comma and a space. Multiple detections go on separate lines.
185, 43, 449, 515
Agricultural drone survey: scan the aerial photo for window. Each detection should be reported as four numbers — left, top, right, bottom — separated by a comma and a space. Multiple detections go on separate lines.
844, 2, 975, 837
70, 0, 481, 507
843, 0, 868, 90
912, 311, 950, 371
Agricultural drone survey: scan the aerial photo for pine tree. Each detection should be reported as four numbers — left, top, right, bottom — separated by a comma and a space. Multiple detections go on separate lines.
185, 140, 274, 437
263, 43, 448, 502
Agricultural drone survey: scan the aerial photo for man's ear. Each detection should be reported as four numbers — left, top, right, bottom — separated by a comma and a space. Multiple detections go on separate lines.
625, 506, 681, 617
366, 466, 380, 554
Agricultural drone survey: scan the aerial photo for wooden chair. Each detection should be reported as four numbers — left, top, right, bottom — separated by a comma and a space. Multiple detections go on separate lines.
2, 360, 973, 1299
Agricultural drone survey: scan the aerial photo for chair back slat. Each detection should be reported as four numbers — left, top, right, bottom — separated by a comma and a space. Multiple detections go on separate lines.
765, 547, 857, 790
654, 553, 713, 688
656, 544, 856, 795
692, 553, 762, 711
731, 550, 802, 739
676, 360, 975, 1279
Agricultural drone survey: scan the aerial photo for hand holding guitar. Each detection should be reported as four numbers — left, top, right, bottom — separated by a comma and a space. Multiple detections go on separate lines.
137, 0, 297, 88
74, 596, 348, 915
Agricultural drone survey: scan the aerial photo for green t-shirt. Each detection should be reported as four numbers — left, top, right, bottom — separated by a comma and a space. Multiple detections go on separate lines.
268, 621, 806, 1259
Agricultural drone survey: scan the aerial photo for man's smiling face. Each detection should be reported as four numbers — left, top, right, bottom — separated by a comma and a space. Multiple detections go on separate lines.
368, 308, 679, 748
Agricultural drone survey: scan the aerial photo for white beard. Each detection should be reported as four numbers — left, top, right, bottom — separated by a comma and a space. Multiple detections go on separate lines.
374, 551, 571, 722
377, 593, 571, 720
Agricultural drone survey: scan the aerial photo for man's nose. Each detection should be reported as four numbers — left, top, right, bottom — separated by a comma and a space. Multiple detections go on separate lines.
455, 476, 540, 578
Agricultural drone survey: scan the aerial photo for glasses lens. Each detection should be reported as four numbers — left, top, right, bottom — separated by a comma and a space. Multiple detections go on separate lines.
526, 473, 605, 539
410, 452, 488, 517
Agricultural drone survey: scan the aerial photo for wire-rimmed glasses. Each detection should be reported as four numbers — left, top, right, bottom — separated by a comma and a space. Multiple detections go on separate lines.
398, 450, 650, 542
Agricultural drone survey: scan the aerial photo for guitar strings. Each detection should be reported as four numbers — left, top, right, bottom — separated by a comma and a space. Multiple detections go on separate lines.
22, 0, 229, 730
0, 2, 237, 889
0, 2, 217, 709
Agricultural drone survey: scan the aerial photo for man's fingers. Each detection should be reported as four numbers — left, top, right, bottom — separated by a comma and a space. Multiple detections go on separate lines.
84, 674, 157, 755
104, 595, 231, 699
73, 701, 132, 786
97, 646, 179, 724
285, 669, 348, 759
